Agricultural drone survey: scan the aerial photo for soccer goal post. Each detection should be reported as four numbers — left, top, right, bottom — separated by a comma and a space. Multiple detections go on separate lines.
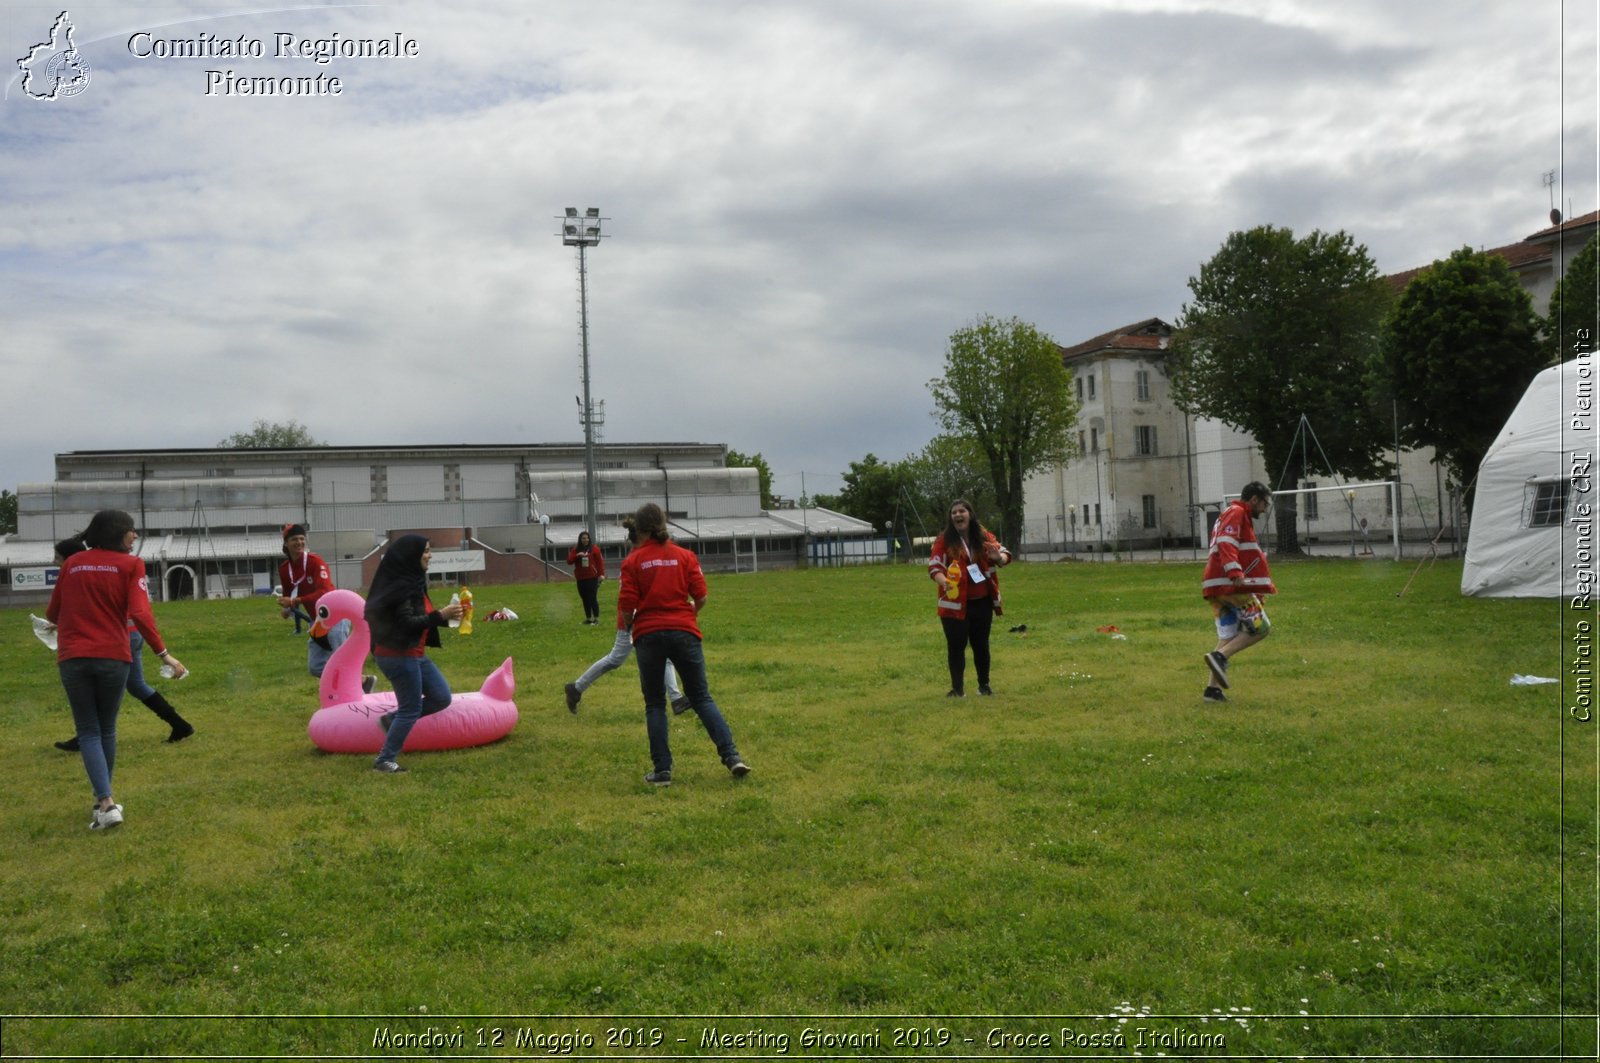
1223, 480, 1403, 559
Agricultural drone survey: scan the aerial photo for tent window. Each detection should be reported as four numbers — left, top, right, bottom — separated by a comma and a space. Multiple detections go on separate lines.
1525, 480, 1569, 528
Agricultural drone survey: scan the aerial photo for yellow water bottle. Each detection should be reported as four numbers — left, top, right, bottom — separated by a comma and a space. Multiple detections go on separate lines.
458, 584, 474, 635
945, 560, 961, 600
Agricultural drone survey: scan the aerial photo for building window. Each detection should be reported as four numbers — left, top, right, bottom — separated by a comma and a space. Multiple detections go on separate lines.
1527, 480, 1569, 527
1136, 369, 1151, 401
1087, 375, 1096, 400
1141, 495, 1157, 529
1094, 503, 1101, 526
1078, 430, 1087, 454
1302, 482, 1319, 520
1090, 428, 1099, 453
1075, 377, 1084, 401
1135, 425, 1157, 456
1082, 504, 1090, 526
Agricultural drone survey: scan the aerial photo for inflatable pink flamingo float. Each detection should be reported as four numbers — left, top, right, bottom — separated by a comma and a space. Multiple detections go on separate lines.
307, 588, 519, 754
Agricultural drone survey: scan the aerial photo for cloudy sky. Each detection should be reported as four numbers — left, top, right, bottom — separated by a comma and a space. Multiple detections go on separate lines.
1, 0, 1594, 500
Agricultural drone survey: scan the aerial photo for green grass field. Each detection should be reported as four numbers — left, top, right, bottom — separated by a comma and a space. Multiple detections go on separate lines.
1, 558, 1594, 1059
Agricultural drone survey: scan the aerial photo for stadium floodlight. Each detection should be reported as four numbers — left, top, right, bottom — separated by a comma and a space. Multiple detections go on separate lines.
562, 206, 602, 247
559, 207, 606, 537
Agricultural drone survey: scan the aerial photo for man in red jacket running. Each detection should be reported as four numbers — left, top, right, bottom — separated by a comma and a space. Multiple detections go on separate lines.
1200, 482, 1276, 702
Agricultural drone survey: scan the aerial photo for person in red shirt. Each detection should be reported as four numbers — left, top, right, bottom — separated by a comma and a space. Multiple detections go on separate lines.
277, 523, 346, 678
46, 509, 187, 831
565, 517, 690, 715
568, 530, 606, 625
51, 537, 193, 751
928, 499, 1011, 697
1200, 482, 1277, 703
617, 502, 749, 786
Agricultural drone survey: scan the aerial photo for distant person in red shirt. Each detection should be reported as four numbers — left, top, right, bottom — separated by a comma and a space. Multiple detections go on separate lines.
277, 523, 346, 677
47, 510, 187, 831
928, 499, 1011, 697
617, 502, 749, 787
568, 530, 605, 625
1200, 482, 1277, 703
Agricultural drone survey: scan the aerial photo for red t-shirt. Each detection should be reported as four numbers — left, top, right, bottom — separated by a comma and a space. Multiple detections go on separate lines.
47, 548, 165, 663
279, 551, 335, 610
567, 545, 605, 580
618, 539, 705, 641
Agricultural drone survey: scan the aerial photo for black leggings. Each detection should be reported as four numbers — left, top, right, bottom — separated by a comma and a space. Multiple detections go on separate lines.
940, 594, 995, 691
576, 578, 601, 621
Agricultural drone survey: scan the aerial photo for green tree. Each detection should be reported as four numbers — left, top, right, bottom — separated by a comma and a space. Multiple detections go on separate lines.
1549, 232, 1599, 364
724, 449, 775, 509
827, 453, 904, 532
0, 490, 16, 535
218, 419, 323, 448
1376, 245, 1545, 488
902, 433, 997, 535
1170, 226, 1393, 553
927, 315, 1077, 552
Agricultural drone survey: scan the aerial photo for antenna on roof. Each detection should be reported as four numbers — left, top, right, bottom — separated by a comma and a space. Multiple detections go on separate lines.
1543, 170, 1561, 225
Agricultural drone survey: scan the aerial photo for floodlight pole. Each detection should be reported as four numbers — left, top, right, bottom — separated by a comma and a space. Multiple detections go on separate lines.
561, 208, 605, 537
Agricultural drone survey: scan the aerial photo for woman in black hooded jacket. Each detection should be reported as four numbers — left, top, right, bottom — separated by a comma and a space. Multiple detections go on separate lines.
364, 535, 464, 773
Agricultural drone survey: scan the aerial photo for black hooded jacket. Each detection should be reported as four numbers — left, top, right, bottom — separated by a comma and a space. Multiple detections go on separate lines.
364, 535, 443, 653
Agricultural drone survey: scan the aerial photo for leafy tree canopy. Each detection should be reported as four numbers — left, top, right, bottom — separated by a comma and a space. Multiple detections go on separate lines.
217, 419, 324, 448
1549, 232, 1599, 364
900, 433, 997, 537
0, 489, 16, 535
724, 449, 775, 509
824, 453, 903, 532
1170, 225, 1393, 551
927, 314, 1077, 551
1376, 245, 1545, 486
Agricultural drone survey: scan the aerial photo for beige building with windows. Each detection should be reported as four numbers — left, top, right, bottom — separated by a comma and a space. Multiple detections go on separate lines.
1022, 210, 1597, 556
1020, 317, 1457, 556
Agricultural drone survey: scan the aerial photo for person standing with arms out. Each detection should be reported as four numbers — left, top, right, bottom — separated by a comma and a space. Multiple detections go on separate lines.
52, 539, 193, 751
566, 517, 691, 715
929, 499, 1011, 697
364, 535, 466, 774
618, 502, 750, 787
1200, 482, 1276, 703
277, 524, 346, 678
568, 530, 605, 625
47, 510, 187, 830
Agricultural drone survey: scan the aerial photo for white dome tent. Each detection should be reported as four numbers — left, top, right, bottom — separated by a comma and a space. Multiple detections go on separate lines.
1461, 360, 1596, 599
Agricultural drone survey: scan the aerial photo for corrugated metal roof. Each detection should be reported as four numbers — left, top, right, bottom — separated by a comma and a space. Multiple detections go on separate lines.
765, 507, 877, 535
542, 525, 632, 549
138, 532, 292, 562
541, 510, 871, 547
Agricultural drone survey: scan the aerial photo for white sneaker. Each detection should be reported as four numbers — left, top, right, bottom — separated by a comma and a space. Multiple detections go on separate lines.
90, 803, 124, 830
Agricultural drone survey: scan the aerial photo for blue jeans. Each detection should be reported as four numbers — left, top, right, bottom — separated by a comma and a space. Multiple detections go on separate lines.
126, 630, 155, 701
60, 657, 130, 800
633, 629, 739, 773
374, 654, 452, 762
307, 618, 350, 678
576, 628, 683, 699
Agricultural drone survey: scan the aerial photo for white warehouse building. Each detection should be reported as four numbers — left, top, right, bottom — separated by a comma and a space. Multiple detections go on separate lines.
1, 441, 878, 604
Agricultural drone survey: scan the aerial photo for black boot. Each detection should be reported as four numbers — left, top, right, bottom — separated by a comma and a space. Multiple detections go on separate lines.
55, 735, 80, 752
142, 691, 194, 743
